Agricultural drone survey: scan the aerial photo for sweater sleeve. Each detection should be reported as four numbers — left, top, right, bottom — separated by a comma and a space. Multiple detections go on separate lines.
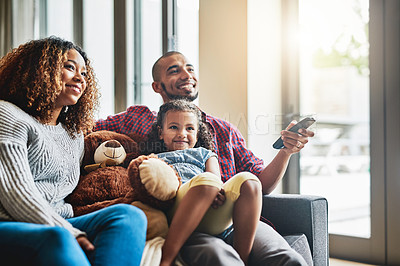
0, 105, 84, 238
0, 142, 84, 238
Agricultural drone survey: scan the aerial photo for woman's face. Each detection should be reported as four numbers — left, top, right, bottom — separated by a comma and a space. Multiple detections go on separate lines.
54, 49, 87, 109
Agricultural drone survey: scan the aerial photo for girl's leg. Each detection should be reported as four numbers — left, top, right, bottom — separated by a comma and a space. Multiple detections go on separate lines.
161, 173, 222, 266
232, 178, 262, 265
68, 204, 147, 266
0, 221, 90, 266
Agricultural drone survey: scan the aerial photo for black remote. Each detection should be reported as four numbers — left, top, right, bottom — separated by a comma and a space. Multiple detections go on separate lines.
273, 117, 316, 149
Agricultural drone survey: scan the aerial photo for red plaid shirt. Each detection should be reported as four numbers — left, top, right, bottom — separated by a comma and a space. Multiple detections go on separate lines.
95, 105, 265, 182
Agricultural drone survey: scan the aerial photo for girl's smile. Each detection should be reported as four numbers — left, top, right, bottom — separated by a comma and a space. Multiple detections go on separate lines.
160, 110, 199, 151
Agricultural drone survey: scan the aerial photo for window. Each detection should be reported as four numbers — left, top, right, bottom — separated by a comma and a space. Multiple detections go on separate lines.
83, 0, 114, 119
298, 0, 370, 238
9, 0, 199, 118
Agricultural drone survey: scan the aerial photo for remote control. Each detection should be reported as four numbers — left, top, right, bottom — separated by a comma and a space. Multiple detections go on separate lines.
273, 117, 316, 149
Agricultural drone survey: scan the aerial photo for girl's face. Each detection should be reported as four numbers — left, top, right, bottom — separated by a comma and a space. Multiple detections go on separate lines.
54, 49, 87, 109
160, 110, 199, 151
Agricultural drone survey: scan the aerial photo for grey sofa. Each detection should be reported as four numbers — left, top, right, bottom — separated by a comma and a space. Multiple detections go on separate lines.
262, 194, 329, 266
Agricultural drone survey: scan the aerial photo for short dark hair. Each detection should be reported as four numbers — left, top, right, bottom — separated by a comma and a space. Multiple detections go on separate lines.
151, 51, 183, 82
141, 99, 214, 154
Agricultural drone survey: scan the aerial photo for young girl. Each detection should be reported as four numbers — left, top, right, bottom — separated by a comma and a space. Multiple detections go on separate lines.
143, 99, 262, 266
0, 37, 146, 265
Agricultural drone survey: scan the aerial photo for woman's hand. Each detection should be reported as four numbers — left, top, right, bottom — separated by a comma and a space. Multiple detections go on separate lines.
76, 235, 95, 253
211, 188, 226, 209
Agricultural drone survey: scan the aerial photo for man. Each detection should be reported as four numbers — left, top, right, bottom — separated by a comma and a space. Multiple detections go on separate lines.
95, 51, 314, 265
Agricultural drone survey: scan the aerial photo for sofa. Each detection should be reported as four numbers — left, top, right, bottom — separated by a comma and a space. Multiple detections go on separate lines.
262, 194, 329, 266
138, 193, 329, 266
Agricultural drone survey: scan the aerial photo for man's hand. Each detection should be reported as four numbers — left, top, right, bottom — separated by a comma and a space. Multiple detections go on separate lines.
77, 235, 95, 253
211, 189, 226, 209
280, 120, 315, 155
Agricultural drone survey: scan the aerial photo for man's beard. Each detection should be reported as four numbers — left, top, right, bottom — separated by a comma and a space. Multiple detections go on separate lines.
161, 83, 198, 102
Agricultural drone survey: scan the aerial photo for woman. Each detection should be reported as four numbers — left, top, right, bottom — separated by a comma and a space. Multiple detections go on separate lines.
0, 37, 146, 265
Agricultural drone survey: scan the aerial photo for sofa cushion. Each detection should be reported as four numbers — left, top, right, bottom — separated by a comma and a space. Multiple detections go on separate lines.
284, 234, 313, 266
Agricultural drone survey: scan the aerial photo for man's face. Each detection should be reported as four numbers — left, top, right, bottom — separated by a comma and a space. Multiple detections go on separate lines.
154, 54, 198, 102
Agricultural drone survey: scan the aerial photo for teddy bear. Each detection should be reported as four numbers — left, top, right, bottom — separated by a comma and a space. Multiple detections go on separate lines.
66, 130, 181, 240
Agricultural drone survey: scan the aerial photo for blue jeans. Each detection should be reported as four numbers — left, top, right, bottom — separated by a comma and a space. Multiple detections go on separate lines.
0, 204, 147, 266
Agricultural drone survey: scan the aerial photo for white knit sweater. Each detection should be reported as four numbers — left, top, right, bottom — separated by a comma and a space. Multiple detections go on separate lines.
0, 100, 84, 237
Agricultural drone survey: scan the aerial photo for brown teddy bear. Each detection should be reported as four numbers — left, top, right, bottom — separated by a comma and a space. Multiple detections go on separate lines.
66, 130, 181, 240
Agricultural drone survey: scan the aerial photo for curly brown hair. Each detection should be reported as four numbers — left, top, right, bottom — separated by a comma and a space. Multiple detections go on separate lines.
141, 99, 214, 154
0, 36, 99, 136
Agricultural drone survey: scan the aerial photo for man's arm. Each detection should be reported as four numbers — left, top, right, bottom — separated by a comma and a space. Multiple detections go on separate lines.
94, 111, 125, 132
94, 105, 156, 136
259, 122, 315, 194
206, 115, 313, 194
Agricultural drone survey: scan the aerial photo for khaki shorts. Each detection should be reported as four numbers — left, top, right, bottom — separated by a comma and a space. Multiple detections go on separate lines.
168, 172, 260, 236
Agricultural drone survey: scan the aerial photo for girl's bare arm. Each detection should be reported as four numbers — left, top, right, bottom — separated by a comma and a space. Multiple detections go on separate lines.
205, 156, 221, 177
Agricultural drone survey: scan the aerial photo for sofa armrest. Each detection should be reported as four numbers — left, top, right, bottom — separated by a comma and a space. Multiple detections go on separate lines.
261, 194, 329, 266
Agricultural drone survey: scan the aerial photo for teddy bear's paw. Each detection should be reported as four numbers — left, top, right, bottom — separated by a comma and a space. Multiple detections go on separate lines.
138, 158, 180, 201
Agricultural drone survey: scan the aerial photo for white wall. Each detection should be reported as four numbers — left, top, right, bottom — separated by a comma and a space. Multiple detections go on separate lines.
199, 0, 283, 191
247, 0, 282, 167
199, 0, 248, 139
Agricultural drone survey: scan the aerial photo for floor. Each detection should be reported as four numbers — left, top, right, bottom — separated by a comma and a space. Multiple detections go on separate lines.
330, 258, 377, 265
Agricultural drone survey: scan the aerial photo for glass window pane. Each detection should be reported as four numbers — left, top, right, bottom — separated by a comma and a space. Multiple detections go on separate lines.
299, 0, 370, 238
46, 0, 73, 41
83, 0, 114, 119
141, 0, 163, 110
126, 0, 135, 107
177, 0, 199, 73
177, 0, 199, 104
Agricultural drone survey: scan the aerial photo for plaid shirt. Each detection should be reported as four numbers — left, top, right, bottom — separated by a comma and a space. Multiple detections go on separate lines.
95, 105, 265, 182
